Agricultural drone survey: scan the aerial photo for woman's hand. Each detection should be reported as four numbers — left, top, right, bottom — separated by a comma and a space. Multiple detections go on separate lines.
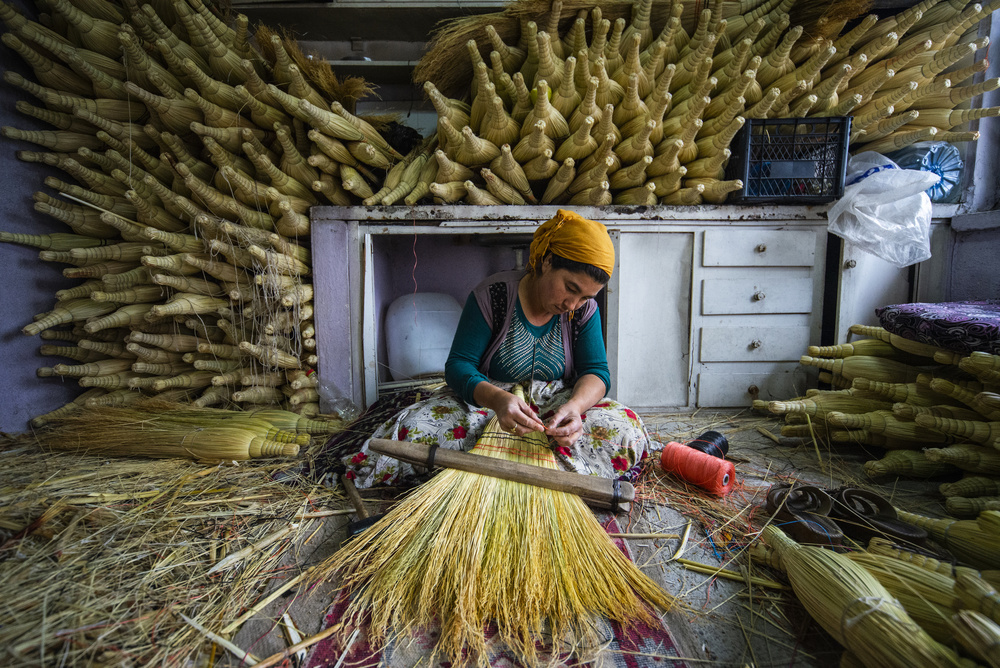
493, 390, 546, 435
473, 382, 545, 436
544, 375, 607, 449
545, 404, 584, 448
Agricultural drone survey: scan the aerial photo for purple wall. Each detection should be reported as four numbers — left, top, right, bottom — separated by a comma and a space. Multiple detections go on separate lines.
1, 0, 81, 432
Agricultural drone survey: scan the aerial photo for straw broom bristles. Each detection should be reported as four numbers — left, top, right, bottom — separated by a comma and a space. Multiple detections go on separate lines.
948, 610, 1000, 668
316, 386, 674, 666
896, 509, 1000, 570
842, 551, 958, 642
954, 571, 1000, 626
751, 536, 959, 643
34, 403, 302, 460
760, 525, 970, 667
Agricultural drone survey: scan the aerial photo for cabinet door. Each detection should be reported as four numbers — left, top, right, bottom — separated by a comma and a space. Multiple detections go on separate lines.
610, 232, 692, 409
834, 240, 911, 345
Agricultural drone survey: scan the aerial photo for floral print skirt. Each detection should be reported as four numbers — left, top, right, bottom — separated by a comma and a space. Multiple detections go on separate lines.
343, 380, 659, 489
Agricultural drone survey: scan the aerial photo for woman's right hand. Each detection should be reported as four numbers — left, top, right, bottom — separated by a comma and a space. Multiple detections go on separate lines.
494, 391, 546, 435
474, 382, 545, 436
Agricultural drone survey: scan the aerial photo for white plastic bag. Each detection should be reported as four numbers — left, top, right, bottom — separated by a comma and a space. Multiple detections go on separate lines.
826, 151, 940, 268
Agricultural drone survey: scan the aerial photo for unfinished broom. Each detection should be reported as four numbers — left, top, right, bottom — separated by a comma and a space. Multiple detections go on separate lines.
760, 524, 971, 667
34, 403, 301, 460
317, 384, 675, 666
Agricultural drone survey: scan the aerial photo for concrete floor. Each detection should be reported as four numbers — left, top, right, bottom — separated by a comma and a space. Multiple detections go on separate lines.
224, 410, 944, 667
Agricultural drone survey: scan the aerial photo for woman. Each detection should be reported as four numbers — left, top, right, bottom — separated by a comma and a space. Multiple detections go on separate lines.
343, 210, 658, 487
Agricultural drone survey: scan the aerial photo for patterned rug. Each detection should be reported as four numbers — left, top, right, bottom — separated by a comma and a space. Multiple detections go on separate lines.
304, 516, 687, 668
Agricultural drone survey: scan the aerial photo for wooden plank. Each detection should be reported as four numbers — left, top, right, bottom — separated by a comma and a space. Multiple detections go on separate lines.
368, 439, 633, 512
702, 277, 814, 314
700, 326, 811, 362
702, 229, 816, 267
312, 220, 355, 410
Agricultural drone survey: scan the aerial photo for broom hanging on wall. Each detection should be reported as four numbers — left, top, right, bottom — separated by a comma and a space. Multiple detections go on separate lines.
317, 383, 675, 667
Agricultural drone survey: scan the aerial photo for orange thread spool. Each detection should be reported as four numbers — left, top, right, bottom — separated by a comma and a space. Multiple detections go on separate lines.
659, 440, 736, 495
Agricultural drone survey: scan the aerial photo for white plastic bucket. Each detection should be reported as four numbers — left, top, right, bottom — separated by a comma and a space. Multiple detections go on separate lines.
384, 293, 463, 380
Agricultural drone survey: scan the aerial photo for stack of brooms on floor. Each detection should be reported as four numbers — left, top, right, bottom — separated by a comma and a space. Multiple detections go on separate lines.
756, 324, 1000, 520
751, 327, 1000, 667
752, 519, 1000, 667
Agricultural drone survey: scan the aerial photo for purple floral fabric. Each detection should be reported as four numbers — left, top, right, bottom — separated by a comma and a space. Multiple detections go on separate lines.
875, 300, 1000, 355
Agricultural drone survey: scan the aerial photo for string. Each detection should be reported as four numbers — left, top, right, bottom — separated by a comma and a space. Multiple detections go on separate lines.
686, 430, 729, 459
659, 440, 735, 496
472, 440, 555, 465
839, 596, 890, 646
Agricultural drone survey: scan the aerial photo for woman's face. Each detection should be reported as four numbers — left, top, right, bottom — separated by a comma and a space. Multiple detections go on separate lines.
536, 257, 605, 316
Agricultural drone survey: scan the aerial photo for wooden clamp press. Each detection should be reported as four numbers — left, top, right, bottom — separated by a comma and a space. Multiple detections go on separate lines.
368, 438, 633, 513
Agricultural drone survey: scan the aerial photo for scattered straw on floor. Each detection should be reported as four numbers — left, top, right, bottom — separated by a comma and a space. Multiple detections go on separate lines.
0, 432, 347, 666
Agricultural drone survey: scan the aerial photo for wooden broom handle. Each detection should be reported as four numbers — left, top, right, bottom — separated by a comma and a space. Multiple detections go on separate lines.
341, 475, 369, 519
368, 438, 633, 512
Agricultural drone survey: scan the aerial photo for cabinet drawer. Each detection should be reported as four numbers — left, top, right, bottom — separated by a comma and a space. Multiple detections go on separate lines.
700, 326, 811, 362
697, 370, 809, 407
702, 277, 814, 314
703, 230, 816, 267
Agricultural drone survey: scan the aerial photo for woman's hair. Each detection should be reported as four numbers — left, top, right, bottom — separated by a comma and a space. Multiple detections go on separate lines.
548, 252, 611, 285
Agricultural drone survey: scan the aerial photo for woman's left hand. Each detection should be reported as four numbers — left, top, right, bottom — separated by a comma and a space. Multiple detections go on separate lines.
545, 404, 583, 448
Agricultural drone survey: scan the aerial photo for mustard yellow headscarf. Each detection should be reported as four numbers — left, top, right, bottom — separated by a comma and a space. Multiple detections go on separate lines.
527, 209, 615, 277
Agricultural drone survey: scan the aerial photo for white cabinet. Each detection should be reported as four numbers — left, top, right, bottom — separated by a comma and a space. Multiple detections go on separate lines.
691, 226, 826, 408
312, 206, 833, 410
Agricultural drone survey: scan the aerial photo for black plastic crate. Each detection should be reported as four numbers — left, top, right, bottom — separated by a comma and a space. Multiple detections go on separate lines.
724, 117, 852, 204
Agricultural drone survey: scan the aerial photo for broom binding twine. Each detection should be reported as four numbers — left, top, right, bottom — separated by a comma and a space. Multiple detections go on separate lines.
840, 595, 892, 645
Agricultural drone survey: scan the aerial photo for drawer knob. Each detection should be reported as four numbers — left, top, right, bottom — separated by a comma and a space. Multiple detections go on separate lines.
844, 259, 857, 268
748, 384, 760, 398
755, 243, 767, 253
750, 339, 763, 349
752, 291, 766, 301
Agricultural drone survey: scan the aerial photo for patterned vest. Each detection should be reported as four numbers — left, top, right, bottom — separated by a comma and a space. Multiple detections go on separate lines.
471, 270, 597, 381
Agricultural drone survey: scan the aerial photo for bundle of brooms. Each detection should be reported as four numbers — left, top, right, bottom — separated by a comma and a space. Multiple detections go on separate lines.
1, 0, 398, 423
401, 0, 999, 207
755, 327, 1000, 508
751, 530, 1000, 663
33, 398, 318, 460
314, 385, 674, 666
759, 524, 971, 667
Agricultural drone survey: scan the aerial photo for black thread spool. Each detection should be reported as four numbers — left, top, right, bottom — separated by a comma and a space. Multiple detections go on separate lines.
685, 431, 729, 459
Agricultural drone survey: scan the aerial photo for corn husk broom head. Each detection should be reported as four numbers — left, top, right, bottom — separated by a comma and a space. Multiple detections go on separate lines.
896, 508, 1000, 570
318, 384, 674, 667
948, 609, 1000, 668
760, 525, 969, 667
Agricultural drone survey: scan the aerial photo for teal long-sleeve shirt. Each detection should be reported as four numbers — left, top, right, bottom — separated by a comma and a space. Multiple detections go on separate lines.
444, 293, 611, 405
